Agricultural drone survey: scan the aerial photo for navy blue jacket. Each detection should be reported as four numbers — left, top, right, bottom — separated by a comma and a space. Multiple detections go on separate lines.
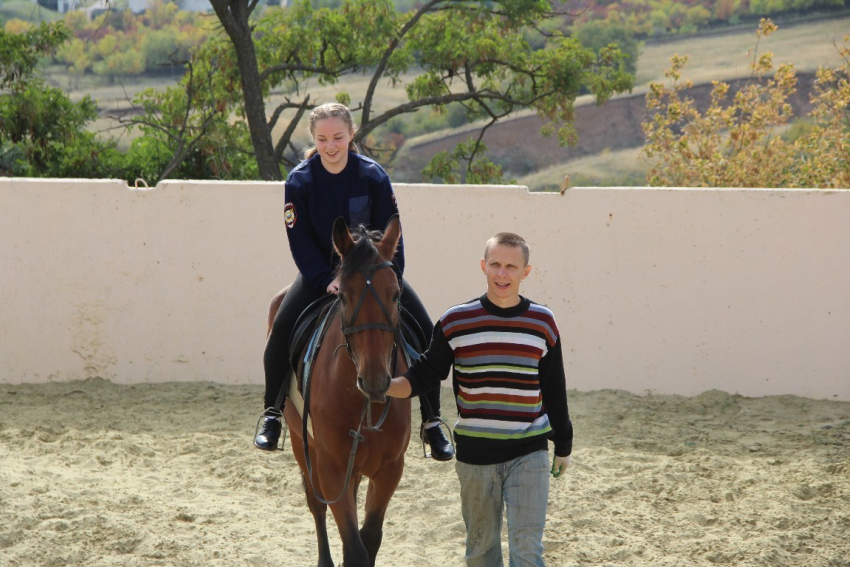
283, 152, 405, 291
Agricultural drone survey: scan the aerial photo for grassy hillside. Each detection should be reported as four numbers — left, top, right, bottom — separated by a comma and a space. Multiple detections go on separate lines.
518, 147, 647, 190
513, 15, 850, 189
0, 0, 63, 22
636, 16, 849, 85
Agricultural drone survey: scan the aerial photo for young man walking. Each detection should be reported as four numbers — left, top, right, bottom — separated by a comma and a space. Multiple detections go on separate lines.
387, 232, 572, 567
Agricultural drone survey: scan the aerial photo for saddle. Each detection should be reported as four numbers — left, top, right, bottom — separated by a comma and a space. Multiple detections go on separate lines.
289, 294, 338, 374
284, 294, 427, 439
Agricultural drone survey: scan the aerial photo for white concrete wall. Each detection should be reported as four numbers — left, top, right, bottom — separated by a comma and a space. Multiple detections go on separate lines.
1, 178, 848, 400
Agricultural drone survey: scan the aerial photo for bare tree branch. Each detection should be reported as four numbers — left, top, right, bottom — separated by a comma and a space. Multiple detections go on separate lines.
362, 0, 444, 127
260, 62, 359, 83
273, 95, 312, 165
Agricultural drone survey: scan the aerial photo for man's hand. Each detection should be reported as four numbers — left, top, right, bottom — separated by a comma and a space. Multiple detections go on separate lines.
551, 455, 571, 478
387, 376, 412, 398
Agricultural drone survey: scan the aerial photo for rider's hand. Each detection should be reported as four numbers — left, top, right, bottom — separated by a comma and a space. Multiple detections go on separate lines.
327, 276, 340, 295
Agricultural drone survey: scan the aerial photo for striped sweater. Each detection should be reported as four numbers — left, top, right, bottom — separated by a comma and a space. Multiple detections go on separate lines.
406, 295, 572, 465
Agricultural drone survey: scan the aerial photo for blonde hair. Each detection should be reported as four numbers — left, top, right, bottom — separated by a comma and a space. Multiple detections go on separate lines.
484, 232, 530, 266
303, 103, 360, 159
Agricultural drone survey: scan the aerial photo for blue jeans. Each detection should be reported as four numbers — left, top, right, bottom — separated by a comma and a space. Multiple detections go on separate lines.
455, 450, 550, 567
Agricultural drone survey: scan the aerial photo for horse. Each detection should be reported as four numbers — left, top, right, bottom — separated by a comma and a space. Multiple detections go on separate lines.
268, 215, 412, 567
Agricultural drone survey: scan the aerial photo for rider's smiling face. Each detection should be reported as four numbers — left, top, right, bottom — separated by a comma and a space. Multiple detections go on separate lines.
313, 116, 353, 174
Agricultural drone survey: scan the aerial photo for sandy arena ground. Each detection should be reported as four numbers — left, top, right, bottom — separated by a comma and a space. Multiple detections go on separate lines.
1, 379, 848, 567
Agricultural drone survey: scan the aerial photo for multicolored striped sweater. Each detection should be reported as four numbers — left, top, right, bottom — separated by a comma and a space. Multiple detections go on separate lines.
405, 295, 572, 465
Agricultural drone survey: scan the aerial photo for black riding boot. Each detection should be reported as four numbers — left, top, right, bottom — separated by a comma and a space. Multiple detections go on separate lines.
254, 407, 283, 451
422, 422, 454, 461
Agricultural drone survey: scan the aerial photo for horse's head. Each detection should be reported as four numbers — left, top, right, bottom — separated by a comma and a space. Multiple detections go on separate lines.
332, 214, 403, 403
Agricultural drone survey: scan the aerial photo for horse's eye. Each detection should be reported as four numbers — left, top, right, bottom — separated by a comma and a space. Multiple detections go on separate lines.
393, 291, 401, 303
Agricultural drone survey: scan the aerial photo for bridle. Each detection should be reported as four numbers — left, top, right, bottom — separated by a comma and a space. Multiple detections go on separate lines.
338, 258, 402, 430
340, 259, 402, 363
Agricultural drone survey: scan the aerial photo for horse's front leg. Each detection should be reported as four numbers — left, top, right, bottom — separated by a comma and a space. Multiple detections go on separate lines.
360, 458, 405, 567
324, 467, 370, 567
299, 470, 334, 567
287, 410, 334, 567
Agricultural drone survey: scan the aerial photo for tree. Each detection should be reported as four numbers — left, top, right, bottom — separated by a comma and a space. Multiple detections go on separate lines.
573, 20, 639, 77
197, 0, 634, 182
1, 22, 119, 177
49, 3, 215, 78
118, 53, 258, 184
421, 138, 510, 184
1, 21, 68, 89
642, 19, 850, 188
208, 0, 281, 180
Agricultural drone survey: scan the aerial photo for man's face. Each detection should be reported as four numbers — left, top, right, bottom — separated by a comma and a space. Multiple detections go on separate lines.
480, 243, 531, 308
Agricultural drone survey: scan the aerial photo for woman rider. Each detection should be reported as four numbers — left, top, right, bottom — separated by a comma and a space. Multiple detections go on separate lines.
254, 102, 454, 462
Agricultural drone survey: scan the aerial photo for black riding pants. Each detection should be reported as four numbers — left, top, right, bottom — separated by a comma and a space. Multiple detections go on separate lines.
263, 273, 441, 423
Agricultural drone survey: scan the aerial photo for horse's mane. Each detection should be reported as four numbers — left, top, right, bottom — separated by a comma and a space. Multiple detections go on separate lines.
336, 224, 383, 281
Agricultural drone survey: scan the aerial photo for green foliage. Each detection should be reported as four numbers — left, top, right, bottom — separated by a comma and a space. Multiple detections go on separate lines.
119, 46, 261, 184
421, 138, 513, 185
0, 21, 69, 88
118, 136, 176, 183
380, 103, 469, 139
141, 29, 181, 70
0, 82, 118, 176
573, 20, 640, 76
0, 21, 121, 177
46, 0, 215, 78
750, 0, 845, 15
642, 19, 850, 188
6, 0, 636, 183
241, 0, 634, 178
92, 47, 146, 76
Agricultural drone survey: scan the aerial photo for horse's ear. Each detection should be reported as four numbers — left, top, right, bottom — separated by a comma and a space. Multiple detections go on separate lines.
378, 214, 401, 260
332, 216, 354, 258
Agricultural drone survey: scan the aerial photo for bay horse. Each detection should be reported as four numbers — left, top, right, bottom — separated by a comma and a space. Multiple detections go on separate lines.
268, 215, 412, 567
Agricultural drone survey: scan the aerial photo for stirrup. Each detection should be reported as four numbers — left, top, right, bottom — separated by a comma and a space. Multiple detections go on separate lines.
253, 407, 288, 451
419, 417, 454, 459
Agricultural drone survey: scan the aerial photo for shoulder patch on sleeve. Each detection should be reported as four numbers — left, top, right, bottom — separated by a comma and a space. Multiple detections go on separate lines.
284, 202, 297, 229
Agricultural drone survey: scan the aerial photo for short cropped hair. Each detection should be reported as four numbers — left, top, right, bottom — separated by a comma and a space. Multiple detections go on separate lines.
484, 232, 530, 266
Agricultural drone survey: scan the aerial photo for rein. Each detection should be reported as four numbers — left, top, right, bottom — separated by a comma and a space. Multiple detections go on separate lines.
302, 259, 400, 506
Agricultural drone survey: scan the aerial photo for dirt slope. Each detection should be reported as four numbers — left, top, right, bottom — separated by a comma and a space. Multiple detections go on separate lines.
392, 73, 818, 185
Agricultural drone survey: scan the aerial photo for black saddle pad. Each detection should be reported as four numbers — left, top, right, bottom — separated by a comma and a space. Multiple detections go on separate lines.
288, 295, 428, 371
288, 294, 337, 370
